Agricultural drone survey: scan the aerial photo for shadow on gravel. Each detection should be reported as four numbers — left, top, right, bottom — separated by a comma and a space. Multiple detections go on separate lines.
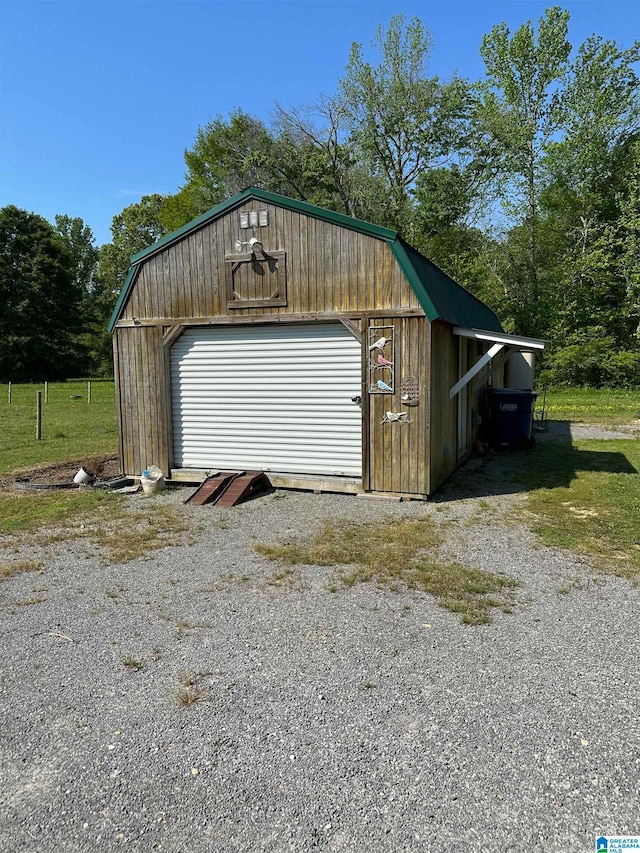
544, 420, 572, 441
434, 420, 638, 503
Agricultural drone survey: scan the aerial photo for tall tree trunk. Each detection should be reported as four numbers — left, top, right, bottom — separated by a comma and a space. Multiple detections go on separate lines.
527, 146, 538, 321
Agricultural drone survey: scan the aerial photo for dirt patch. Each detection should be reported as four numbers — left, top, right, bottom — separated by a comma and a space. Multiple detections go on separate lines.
4, 455, 120, 487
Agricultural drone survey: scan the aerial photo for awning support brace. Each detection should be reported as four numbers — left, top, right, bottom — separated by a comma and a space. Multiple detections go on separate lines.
449, 342, 505, 399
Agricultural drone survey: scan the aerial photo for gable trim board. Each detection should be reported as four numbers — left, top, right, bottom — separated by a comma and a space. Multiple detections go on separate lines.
108, 187, 503, 335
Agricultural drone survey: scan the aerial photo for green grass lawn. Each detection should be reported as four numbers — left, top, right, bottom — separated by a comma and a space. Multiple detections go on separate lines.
519, 438, 640, 582
0, 381, 117, 477
543, 388, 640, 424
0, 381, 192, 565
522, 389, 639, 581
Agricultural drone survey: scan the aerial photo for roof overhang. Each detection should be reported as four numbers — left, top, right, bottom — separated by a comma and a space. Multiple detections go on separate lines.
453, 327, 548, 350
449, 327, 548, 399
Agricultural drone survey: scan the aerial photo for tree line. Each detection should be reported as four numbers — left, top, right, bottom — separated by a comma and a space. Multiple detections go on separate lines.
1, 8, 638, 386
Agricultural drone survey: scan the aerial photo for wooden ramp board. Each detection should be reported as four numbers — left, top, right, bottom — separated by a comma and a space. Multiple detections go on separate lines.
184, 472, 242, 505
213, 471, 271, 507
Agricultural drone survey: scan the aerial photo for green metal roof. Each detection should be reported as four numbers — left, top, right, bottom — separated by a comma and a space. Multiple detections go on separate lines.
108, 187, 503, 333
393, 239, 503, 332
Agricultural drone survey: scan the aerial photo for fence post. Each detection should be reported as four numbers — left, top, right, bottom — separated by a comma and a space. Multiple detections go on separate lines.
45, 381, 48, 403
36, 391, 42, 440
8, 382, 11, 404
88, 380, 91, 404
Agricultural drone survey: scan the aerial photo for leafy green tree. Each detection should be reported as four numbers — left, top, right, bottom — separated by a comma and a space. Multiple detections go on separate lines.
52, 214, 110, 376
162, 108, 358, 232
411, 165, 503, 309
90, 194, 167, 375
527, 35, 640, 386
551, 35, 640, 198
478, 6, 571, 334
161, 110, 307, 231
339, 14, 469, 233
539, 331, 640, 388
615, 139, 640, 344
0, 206, 81, 381
162, 17, 473, 237
53, 214, 98, 294
271, 102, 366, 215
161, 111, 264, 229
97, 193, 167, 300
540, 36, 640, 341
273, 97, 392, 222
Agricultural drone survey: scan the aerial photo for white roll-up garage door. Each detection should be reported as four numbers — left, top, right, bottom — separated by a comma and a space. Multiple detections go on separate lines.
171, 323, 362, 477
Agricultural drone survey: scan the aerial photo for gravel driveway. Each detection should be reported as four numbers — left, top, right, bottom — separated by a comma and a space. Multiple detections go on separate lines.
1, 425, 638, 852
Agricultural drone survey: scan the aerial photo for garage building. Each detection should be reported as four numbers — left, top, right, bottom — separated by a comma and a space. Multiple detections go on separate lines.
109, 187, 544, 498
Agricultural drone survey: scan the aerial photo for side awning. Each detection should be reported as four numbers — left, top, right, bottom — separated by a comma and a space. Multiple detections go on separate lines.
449, 327, 548, 399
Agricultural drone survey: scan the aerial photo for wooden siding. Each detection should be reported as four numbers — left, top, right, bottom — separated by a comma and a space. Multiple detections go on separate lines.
367, 317, 430, 497
113, 326, 171, 476
119, 202, 420, 323
112, 198, 482, 494
428, 321, 458, 494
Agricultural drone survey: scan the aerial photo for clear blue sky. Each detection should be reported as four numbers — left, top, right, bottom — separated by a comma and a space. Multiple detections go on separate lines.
1, 0, 638, 246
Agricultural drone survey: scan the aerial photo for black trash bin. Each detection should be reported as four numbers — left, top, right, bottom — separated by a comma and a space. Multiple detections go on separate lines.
488, 388, 539, 447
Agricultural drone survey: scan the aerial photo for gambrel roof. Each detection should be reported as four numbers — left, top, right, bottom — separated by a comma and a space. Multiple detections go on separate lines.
108, 187, 503, 334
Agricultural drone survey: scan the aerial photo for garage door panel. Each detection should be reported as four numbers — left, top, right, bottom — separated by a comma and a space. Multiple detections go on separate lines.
171, 323, 362, 477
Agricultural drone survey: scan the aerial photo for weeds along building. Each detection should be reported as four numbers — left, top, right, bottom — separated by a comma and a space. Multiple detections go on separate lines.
109, 188, 545, 498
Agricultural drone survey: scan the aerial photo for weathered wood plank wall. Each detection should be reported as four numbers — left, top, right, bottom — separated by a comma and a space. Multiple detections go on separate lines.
428, 321, 458, 493
113, 198, 449, 492
113, 326, 170, 476
367, 317, 431, 497
118, 203, 421, 323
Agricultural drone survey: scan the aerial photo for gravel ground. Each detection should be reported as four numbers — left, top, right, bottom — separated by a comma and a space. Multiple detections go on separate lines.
547, 420, 640, 441
0, 426, 638, 853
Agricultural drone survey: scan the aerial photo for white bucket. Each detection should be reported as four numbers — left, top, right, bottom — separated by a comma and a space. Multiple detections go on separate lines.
140, 465, 166, 495
73, 467, 94, 485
